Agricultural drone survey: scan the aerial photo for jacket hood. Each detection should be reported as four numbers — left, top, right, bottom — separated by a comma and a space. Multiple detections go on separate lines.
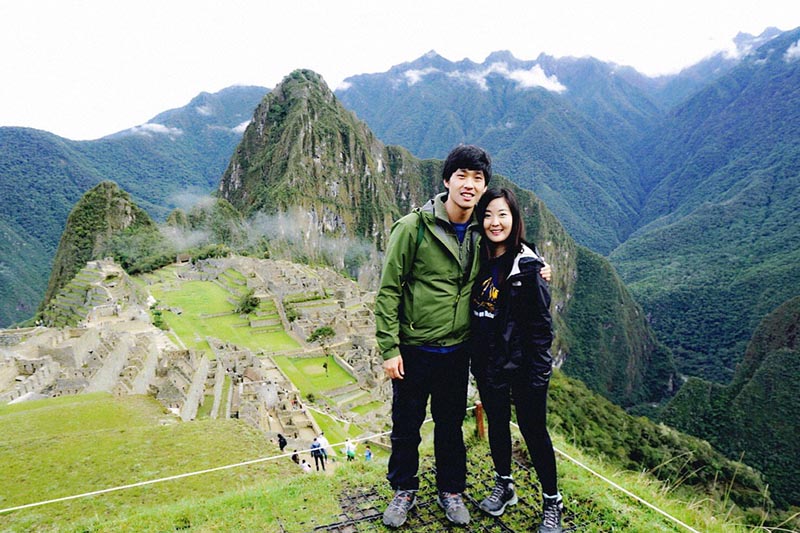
508, 243, 545, 279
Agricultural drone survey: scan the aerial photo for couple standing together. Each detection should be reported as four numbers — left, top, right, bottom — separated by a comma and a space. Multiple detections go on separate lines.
375, 145, 563, 532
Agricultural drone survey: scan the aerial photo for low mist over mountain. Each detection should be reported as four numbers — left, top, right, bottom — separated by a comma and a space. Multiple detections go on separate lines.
0, 86, 266, 327
3, 25, 800, 510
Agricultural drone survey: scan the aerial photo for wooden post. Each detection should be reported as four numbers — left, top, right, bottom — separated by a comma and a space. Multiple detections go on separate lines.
475, 400, 486, 440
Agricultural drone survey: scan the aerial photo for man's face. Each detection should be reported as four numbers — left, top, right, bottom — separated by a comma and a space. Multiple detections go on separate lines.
444, 169, 487, 212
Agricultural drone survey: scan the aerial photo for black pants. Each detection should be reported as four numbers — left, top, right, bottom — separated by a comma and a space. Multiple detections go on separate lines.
313, 454, 325, 471
473, 356, 558, 495
387, 345, 470, 493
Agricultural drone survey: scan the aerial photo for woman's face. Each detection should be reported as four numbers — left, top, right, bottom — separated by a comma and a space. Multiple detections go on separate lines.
483, 197, 513, 253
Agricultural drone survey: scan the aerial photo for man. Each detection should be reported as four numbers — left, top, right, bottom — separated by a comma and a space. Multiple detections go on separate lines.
310, 437, 325, 471
318, 431, 331, 461
376, 145, 491, 528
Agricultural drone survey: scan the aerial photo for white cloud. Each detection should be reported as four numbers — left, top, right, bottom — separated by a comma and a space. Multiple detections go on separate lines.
404, 67, 440, 85
447, 62, 566, 92
508, 64, 567, 92
232, 120, 250, 134
127, 123, 183, 137
195, 105, 213, 116
168, 191, 216, 211
784, 39, 800, 62
336, 80, 352, 91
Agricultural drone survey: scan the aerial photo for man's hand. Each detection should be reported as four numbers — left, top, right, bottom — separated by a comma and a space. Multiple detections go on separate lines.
383, 355, 405, 380
541, 262, 552, 282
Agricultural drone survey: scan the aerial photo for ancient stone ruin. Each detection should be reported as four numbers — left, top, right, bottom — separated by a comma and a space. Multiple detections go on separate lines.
1, 256, 390, 450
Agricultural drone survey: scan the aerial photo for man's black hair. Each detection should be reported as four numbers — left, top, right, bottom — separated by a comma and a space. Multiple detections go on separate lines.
442, 145, 492, 184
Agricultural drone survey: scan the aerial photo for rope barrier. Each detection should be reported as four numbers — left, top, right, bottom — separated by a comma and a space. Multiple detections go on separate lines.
511, 421, 702, 533
2, 405, 700, 532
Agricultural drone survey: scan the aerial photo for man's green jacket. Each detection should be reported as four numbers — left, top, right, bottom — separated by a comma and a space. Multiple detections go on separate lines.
375, 193, 482, 360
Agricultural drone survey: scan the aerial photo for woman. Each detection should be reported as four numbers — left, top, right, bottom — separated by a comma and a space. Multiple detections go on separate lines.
470, 187, 563, 533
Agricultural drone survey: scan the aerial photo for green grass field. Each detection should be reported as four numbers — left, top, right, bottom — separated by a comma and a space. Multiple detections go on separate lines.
273, 355, 355, 394
148, 277, 299, 356
0, 393, 289, 532
0, 394, 759, 532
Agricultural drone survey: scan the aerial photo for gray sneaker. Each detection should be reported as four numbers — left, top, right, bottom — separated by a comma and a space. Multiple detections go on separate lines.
479, 475, 517, 516
539, 493, 563, 533
437, 491, 470, 526
383, 489, 416, 528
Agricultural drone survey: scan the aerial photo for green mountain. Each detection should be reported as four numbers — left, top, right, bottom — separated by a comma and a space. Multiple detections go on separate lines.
0, 86, 267, 327
612, 27, 800, 381
332, 28, 800, 388
218, 69, 676, 406
39, 181, 160, 317
660, 296, 800, 507
336, 51, 657, 254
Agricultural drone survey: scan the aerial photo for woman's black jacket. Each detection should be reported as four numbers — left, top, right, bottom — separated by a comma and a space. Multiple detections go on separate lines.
472, 243, 554, 387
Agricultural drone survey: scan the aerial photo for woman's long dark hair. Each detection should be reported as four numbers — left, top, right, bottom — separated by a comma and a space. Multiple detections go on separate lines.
475, 187, 526, 262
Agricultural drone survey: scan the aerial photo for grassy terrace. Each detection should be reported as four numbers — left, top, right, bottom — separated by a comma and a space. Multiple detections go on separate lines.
146, 272, 299, 357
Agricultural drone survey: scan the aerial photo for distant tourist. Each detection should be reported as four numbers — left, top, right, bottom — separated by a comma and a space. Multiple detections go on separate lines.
300, 459, 312, 473
277, 433, 287, 451
310, 437, 326, 471
364, 444, 373, 462
344, 438, 356, 461
318, 431, 331, 460
470, 187, 561, 532
291, 449, 299, 464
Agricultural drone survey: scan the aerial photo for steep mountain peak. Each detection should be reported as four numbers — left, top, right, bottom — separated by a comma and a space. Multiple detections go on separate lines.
733, 26, 784, 54
39, 181, 157, 315
217, 69, 421, 247
483, 49, 521, 64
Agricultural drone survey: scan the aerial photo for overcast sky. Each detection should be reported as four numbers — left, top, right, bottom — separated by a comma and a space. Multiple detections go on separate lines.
2, 0, 800, 140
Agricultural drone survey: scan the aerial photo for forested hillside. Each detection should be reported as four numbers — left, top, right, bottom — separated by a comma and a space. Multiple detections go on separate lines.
660, 296, 800, 507
336, 51, 655, 254
334, 28, 800, 385
0, 86, 266, 327
614, 27, 800, 380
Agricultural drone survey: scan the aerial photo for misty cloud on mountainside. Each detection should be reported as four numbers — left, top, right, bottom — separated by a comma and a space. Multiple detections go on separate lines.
127, 123, 184, 137
169, 192, 216, 211
195, 105, 214, 116
394, 62, 567, 92
785, 39, 800, 61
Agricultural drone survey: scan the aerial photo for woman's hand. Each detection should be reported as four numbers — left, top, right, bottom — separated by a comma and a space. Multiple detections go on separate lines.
540, 262, 552, 282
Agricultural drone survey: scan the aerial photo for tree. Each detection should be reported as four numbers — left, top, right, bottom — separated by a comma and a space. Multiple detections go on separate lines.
307, 326, 336, 375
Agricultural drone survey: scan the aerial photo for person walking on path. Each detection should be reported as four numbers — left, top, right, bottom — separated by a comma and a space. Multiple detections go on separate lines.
470, 187, 562, 533
318, 432, 332, 461
376, 145, 492, 528
310, 437, 326, 472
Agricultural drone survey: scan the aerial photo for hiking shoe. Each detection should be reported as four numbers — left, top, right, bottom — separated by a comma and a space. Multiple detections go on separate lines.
437, 491, 470, 526
479, 474, 518, 516
382, 489, 416, 528
539, 493, 564, 533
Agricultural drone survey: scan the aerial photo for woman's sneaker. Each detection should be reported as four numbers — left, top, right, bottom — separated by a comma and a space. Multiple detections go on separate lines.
437, 491, 470, 526
539, 492, 563, 533
479, 475, 518, 516
382, 489, 416, 528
